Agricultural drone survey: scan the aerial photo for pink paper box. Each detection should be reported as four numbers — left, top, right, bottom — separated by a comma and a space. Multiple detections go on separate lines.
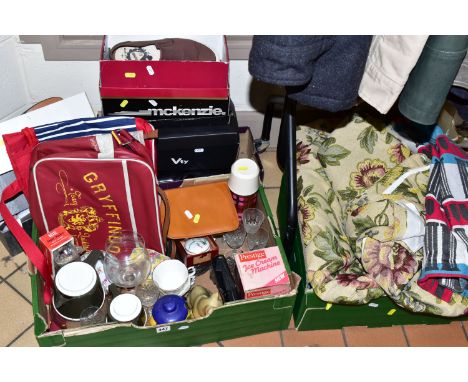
235, 246, 291, 299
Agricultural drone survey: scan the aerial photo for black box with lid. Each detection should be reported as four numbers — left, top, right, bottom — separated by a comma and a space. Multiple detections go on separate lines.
156, 110, 239, 184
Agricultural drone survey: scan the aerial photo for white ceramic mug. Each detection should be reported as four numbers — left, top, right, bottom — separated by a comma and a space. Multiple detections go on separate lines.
152, 259, 196, 296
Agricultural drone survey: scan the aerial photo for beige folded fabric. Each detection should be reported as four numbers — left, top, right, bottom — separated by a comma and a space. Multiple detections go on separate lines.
359, 35, 429, 114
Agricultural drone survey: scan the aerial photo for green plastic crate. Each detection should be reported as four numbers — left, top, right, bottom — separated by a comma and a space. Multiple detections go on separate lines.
30, 185, 299, 346
277, 175, 466, 331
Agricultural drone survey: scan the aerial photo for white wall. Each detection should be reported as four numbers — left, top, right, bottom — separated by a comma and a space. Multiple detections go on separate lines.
0, 36, 256, 121
17, 42, 101, 113
229, 60, 255, 111
0, 36, 30, 119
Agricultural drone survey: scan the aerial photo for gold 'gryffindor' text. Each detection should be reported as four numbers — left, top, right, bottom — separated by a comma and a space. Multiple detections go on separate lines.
83, 172, 124, 243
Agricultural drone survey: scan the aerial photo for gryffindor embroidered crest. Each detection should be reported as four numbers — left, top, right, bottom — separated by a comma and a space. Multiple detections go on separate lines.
58, 206, 103, 233
55, 170, 104, 234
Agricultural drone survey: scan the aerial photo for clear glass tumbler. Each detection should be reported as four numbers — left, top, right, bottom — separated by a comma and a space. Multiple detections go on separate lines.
79, 305, 107, 327
246, 227, 269, 250
242, 208, 265, 234
223, 225, 246, 254
223, 224, 246, 276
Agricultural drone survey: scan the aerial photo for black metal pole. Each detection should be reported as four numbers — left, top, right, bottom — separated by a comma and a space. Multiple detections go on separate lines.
278, 96, 297, 257
255, 95, 285, 154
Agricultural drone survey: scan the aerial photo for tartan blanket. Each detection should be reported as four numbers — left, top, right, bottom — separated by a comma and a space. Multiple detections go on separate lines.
418, 127, 468, 301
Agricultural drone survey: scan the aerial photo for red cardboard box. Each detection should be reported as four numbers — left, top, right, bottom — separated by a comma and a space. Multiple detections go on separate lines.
100, 35, 230, 123
38, 226, 74, 278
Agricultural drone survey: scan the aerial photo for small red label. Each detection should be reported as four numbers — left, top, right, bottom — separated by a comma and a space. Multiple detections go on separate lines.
246, 288, 272, 298
238, 250, 266, 262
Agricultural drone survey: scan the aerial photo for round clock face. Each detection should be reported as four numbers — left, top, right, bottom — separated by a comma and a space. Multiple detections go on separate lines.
184, 237, 210, 255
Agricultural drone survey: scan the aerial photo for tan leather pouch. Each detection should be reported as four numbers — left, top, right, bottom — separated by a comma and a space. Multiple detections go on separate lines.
163, 181, 239, 239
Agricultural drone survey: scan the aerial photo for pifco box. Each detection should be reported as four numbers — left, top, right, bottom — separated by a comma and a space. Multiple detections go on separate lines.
100, 35, 230, 124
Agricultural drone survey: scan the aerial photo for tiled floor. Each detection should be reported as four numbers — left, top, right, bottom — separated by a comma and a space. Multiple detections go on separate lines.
1, 150, 467, 347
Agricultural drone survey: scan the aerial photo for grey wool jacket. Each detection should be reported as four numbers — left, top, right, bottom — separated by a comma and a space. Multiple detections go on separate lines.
248, 35, 372, 112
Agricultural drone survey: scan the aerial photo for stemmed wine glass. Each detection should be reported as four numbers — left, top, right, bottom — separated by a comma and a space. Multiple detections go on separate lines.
135, 279, 160, 326
103, 231, 151, 289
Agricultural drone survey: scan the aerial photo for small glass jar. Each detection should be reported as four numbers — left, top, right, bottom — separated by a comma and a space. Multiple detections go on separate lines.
109, 293, 142, 324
